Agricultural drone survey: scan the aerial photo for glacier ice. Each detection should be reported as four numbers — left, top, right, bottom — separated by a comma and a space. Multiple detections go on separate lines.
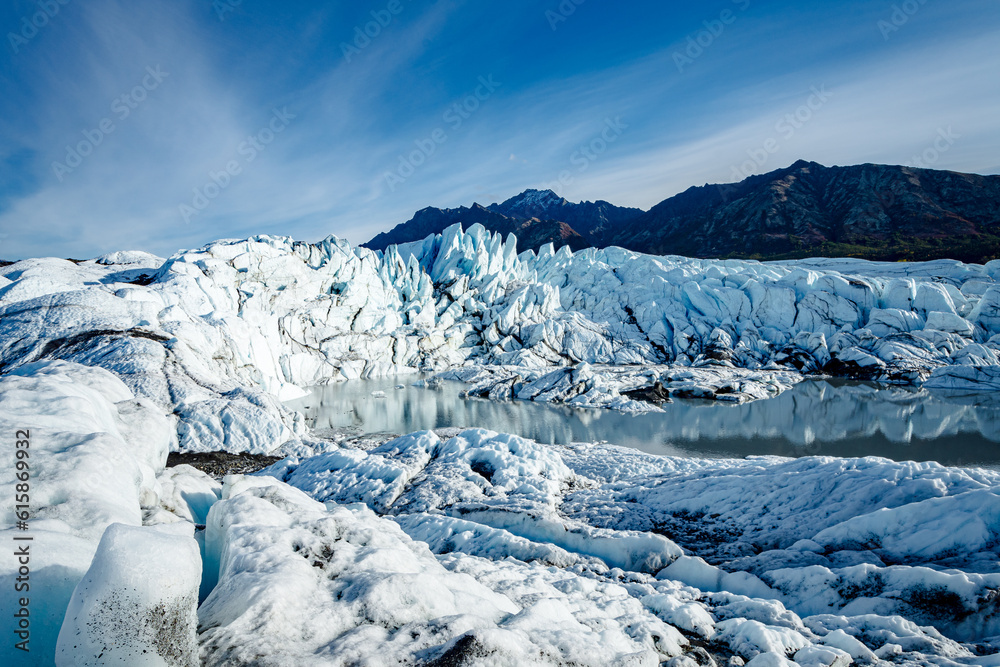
0, 361, 174, 664
5, 227, 1000, 664
4, 224, 1000, 455
3, 361, 1000, 664
55, 522, 201, 666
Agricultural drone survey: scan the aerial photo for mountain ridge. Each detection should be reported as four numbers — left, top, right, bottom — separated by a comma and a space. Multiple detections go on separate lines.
364, 161, 1000, 263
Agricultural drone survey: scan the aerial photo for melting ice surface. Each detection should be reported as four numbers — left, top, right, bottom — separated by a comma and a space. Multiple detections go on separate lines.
288, 377, 1000, 467
11, 228, 1000, 664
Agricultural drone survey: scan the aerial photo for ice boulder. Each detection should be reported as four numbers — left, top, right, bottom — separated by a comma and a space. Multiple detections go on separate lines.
793, 644, 852, 667
925, 365, 1000, 391
925, 311, 975, 336
55, 523, 201, 666
811, 489, 1000, 561
972, 285, 1000, 334
657, 556, 774, 600
865, 308, 924, 337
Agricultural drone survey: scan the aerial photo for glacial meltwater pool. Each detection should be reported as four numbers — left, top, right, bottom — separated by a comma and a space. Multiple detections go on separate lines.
286, 376, 1000, 467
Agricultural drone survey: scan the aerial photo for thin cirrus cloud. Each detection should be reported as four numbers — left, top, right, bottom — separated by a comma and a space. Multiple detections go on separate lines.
0, 0, 998, 259
549, 27, 1000, 211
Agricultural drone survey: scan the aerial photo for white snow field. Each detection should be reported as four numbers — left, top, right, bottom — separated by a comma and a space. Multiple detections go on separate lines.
3, 225, 1000, 664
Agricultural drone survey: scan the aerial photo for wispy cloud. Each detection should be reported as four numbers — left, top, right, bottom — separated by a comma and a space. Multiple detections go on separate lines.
0, 0, 998, 259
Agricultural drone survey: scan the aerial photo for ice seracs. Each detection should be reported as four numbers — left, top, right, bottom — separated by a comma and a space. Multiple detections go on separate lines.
6, 227, 1000, 664
4, 224, 1000, 456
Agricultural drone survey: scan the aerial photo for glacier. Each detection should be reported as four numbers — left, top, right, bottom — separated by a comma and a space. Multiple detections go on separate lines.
4, 225, 1000, 665
4, 223, 1000, 455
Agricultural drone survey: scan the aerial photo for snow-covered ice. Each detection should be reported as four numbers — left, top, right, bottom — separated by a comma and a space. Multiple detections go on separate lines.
5, 228, 1000, 664
56, 522, 201, 666
263, 429, 1000, 658
6, 365, 1000, 665
199, 474, 685, 666
0, 361, 174, 663
4, 225, 1000, 455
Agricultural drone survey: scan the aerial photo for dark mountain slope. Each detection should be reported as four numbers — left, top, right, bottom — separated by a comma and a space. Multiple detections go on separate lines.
608, 161, 1000, 261
364, 162, 1000, 263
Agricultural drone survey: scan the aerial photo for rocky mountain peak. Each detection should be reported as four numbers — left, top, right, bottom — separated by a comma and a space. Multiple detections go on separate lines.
365, 162, 1000, 263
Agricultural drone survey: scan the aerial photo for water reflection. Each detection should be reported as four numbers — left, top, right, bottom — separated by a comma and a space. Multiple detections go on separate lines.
286, 377, 1000, 467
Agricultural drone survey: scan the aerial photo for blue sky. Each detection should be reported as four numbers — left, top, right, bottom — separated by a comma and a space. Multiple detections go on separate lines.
0, 0, 998, 259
